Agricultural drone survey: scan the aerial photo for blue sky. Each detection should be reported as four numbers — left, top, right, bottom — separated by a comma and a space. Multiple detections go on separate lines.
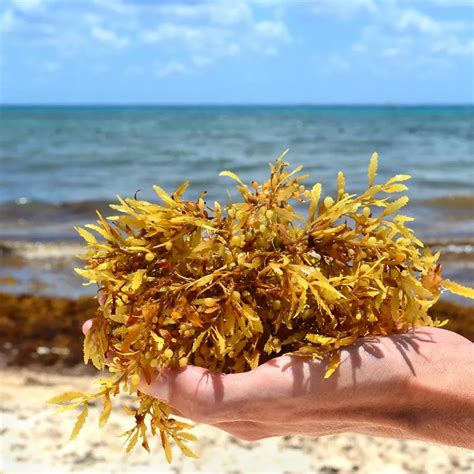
0, 0, 473, 104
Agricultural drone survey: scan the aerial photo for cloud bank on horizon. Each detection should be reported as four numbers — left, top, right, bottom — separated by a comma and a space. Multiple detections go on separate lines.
0, 0, 473, 104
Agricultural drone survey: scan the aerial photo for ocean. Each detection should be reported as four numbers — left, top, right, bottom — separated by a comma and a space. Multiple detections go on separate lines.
0, 105, 473, 298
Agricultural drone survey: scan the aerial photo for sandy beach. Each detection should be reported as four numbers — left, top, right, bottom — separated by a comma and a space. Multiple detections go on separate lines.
1, 365, 472, 474
1, 290, 473, 473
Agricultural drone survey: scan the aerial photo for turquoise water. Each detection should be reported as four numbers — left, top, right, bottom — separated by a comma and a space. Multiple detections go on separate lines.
0, 105, 473, 297
1, 105, 473, 204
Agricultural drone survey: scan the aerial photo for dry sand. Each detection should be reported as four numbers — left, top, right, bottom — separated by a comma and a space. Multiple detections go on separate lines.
1, 367, 472, 474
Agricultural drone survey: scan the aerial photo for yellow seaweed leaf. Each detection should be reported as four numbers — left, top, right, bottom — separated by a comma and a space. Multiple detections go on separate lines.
380, 196, 409, 218
324, 352, 341, 379
70, 403, 89, 440
99, 394, 112, 428
108, 312, 129, 324
126, 430, 140, 453
151, 331, 165, 350
443, 280, 474, 299
174, 180, 190, 198
192, 331, 208, 353
386, 174, 411, 184
368, 152, 378, 187
153, 185, 178, 208
178, 432, 198, 442
74, 268, 98, 281
48, 392, 85, 404
131, 269, 147, 291
161, 431, 173, 463
337, 171, 345, 200
176, 439, 199, 458
308, 183, 322, 221
75, 226, 97, 245
383, 183, 409, 193
305, 334, 338, 345
213, 328, 226, 356
275, 148, 290, 162
219, 170, 244, 185
53, 403, 83, 415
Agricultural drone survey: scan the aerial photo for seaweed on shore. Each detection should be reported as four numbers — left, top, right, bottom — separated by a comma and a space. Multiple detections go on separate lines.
1, 293, 471, 366
48, 151, 474, 460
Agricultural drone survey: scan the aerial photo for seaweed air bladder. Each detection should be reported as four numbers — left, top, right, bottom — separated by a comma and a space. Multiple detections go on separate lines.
49, 150, 474, 461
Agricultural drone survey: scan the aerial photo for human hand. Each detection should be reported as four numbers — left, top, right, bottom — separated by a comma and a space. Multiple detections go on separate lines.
83, 302, 473, 449
137, 328, 473, 448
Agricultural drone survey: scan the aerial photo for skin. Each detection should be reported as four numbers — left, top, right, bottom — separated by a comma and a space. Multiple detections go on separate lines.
82, 318, 474, 449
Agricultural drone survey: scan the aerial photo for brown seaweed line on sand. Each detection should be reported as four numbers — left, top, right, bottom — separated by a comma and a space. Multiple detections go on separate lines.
48, 150, 474, 462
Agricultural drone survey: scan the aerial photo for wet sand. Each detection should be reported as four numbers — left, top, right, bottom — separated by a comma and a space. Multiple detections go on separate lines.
1, 366, 473, 474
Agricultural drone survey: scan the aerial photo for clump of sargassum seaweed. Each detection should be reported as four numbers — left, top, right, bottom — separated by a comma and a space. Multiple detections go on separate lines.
49, 151, 474, 461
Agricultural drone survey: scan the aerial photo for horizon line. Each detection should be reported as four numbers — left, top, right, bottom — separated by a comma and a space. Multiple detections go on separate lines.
1, 102, 473, 107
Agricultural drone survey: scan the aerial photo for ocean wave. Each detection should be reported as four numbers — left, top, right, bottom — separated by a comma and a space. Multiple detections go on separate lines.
0, 240, 82, 260
1, 237, 472, 263
1, 193, 473, 247
0, 199, 112, 225
416, 195, 474, 209
4, 193, 473, 209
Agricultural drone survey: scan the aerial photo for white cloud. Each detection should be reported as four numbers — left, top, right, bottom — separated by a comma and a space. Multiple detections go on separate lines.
4, 0, 469, 84
12, 0, 42, 12
157, 60, 190, 78
210, 3, 253, 25
141, 23, 241, 62
92, 0, 136, 16
312, 0, 379, 18
140, 3, 291, 67
141, 23, 207, 44
142, 18, 291, 58
396, 9, 441, 34
349, 4, 474, 69
254, 20, 291, 42
432, 37, 474, 56
0, 9, 15, 33
157, 2, 253, 25
2, 0, 293, 75
91, 25, 129, 48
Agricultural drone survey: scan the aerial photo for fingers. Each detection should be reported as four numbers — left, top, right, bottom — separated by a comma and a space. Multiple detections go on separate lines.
83, 289, 105, 335
82, 317, 115, 363
98, 291, 106, 306
139, 365, 251, 424
82, 318, 93, 335
137, 354, 330, 425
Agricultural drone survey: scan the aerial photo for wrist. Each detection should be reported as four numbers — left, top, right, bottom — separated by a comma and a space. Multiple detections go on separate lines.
354, 340, 474, 448
399, 343, 473, 448
330, 333, 473, 448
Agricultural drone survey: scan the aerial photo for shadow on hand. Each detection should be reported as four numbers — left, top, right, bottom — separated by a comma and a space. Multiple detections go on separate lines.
160, 328, 440, 423
272, 328, 439, 398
